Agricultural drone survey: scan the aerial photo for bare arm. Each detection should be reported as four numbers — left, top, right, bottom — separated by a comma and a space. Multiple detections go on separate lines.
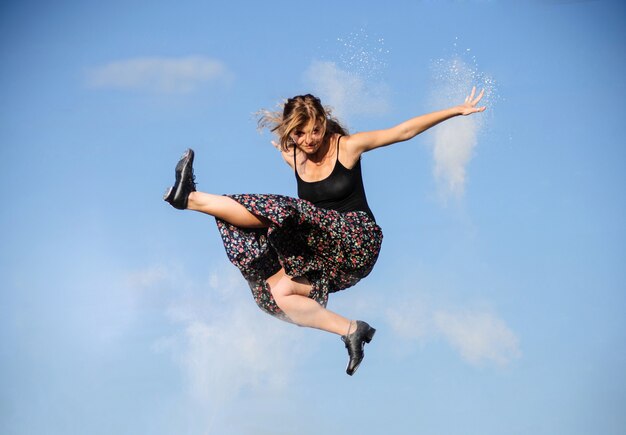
277, 142, 296, 169
346, 87, 486, 155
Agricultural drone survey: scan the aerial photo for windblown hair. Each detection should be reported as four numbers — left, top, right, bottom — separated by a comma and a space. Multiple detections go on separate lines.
257, 94, 348, 152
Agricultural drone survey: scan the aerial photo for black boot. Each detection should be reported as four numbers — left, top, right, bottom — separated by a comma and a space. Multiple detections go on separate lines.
163, 148, 196, 210
342, 320, 376, 376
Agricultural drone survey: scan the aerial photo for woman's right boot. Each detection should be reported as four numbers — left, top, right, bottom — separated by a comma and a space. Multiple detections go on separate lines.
342, 320, 376, 376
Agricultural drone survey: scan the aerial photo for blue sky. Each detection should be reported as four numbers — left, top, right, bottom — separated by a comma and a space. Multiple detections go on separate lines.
1, 1, 625, 434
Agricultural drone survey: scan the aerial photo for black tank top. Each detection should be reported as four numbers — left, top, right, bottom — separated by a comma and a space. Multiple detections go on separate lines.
295, 136, 375, 221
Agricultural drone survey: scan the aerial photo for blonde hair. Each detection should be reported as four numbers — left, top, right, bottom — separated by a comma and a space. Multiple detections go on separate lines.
257, 94, 348, 152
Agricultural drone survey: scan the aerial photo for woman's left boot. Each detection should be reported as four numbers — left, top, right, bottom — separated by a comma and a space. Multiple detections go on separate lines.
163, 148, 196, 209
342, 320, 376, 376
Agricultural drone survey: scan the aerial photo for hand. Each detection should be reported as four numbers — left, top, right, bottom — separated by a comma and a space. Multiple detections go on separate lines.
458, 86, 486, 115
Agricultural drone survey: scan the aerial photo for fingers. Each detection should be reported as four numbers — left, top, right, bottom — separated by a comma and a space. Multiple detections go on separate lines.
464, 86, 476, 103
461, 87, 487, 114
464, 87, 485, 106
473, 88, 485, 104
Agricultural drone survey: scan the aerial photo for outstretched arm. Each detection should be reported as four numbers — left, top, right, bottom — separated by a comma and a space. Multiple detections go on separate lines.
346, 87, 486, 155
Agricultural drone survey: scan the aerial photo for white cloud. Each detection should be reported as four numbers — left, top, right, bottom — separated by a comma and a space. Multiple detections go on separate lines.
142, 263, 306, 411
119, 262, 310, 433
385, 295, 432, 341
434, 308, 521, 367
385, 296, 521, 367
303, 60, 390, 121
125, 264, 169, 290
86, 55, 231, 93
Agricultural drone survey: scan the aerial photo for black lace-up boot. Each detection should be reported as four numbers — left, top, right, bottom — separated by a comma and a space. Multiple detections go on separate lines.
163, 149, 196, 210
342, 320, 376, 376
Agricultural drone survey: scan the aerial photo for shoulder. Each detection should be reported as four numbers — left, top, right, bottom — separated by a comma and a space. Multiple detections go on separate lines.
338, 134, 364, 168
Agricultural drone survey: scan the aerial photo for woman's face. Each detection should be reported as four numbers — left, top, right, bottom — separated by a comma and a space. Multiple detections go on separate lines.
291, 120, 324, 154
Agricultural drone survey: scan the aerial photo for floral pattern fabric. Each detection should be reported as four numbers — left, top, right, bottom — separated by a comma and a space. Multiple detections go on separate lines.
215, 194, 383, 320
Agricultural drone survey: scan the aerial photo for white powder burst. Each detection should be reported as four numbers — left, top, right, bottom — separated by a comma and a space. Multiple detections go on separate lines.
308, 28, 391, 121
335, 28, 390, 82
429, 41, 499, 199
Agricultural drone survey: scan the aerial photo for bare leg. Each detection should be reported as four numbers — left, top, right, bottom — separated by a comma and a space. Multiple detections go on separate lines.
187, 193, 354, 335
267, 269, 354, 336
187, 191, 271, 228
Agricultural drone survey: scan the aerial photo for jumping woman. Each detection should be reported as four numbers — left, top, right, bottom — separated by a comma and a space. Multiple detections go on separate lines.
164, 88, 485, 375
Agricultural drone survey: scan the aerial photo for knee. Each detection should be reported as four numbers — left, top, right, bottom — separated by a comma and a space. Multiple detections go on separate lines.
269, 277, 293, 304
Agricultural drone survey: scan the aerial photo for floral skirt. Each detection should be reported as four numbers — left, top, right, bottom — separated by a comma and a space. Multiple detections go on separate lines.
215, 194, 383, 320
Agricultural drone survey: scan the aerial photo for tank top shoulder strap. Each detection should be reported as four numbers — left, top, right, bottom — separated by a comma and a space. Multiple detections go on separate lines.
336, 134, 342, 163
293, 146, 298, 176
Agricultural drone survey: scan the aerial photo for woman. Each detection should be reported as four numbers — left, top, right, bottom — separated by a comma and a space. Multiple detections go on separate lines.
164, 89, 485, 375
